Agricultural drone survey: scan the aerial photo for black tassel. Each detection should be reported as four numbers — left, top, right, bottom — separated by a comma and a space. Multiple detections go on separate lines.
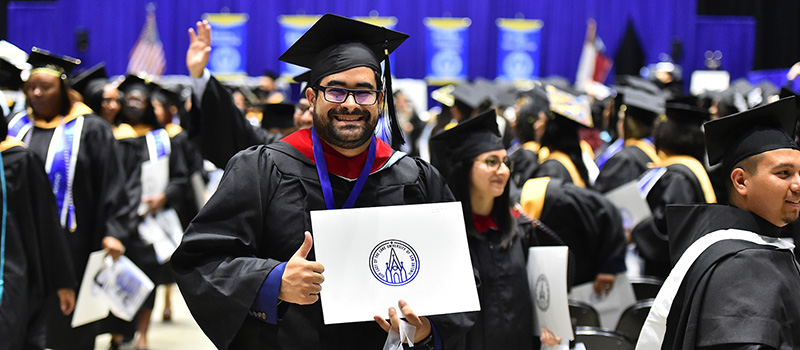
383, 41, 405, 150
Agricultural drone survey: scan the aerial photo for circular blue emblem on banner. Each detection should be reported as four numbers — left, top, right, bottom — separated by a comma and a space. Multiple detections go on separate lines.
370, 239, 420, 286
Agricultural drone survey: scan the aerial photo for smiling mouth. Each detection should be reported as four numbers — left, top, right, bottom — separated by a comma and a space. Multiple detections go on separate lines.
787, 199, 800, 205
334, 115, 364, 122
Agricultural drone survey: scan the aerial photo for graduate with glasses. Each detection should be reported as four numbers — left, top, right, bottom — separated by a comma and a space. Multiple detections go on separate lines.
430, 109, 564, 349
172, 14, 474, 349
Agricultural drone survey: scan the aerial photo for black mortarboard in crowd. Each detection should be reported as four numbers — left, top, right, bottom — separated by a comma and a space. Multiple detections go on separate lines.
27, 47, 80, 81
70, 62, 107, 96
618, 87, 665, 123
0, 58, 22, 90
117, 74, 152, 94
664, 103, 709, 125
279, 14, 409, 148
259, 103, 296, 130
452, 81, 487, 110
704, 96, 799, 175
429, 109, 504, 180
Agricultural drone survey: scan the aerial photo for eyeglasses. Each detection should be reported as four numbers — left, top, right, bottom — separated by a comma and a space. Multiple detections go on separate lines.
317, 85, 380, 106
476, 155, 513, 172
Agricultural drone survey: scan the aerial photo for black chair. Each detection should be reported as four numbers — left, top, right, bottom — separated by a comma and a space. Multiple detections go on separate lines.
575, 326, 635, 350
569, 300, 601, 328
629, 275, 663, 301
615, 298, 653, 343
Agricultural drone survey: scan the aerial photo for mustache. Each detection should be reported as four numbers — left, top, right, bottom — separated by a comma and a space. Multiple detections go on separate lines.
327, 106, 371, 119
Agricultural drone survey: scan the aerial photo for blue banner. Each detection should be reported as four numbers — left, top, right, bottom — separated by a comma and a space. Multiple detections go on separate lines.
496, 18, 543, 81
424, 17, 471, 84
204, 13, 249, 78
278, 15, 320, 79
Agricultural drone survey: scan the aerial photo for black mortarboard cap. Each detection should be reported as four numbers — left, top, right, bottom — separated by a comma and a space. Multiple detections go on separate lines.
0, 58, 22, 90
489, 81, 519, 108
279, 13, 409, 149
259, 103, 296, 130
704, 96, 799, 174
620, 87, 665, 121
27, 47, 80, 79
117, 74, 151, 94
70, 63, 107, 96
664, 103, 709, 125
545, 85, 593, 128
429, 109, 504, 180
616, 75, 663, 96
452, 81, 487, 110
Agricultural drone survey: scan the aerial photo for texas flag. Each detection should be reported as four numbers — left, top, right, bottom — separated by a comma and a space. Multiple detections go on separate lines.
575, 19, 613, 91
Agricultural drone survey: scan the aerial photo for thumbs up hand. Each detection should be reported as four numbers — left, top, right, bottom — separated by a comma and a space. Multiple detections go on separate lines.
279, 231, 326, 305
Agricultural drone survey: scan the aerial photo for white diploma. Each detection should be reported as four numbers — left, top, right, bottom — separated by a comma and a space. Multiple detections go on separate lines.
138, 156, 169, 215
310, 202, 480, 325
605, 180, 653, 231
71, 251, 154, 327
527, 246, 574, 341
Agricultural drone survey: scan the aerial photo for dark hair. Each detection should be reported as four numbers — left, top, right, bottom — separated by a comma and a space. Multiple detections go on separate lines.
82, 79, 107, 114
653, 118, 706, 160
120, 85, 160, 129
540, 114, 590, 185
447, 157, 516, 246
515, 96, 549, 143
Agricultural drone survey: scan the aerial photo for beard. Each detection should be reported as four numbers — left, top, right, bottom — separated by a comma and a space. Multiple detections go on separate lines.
313, 104, 377, 149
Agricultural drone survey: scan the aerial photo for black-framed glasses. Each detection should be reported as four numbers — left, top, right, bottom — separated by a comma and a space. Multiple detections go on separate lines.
317, 85, 380, 106
476, 155, 513, 172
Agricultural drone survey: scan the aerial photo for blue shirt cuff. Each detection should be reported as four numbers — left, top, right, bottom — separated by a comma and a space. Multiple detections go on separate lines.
250, 262, 287, 324
431, 320, 442, 350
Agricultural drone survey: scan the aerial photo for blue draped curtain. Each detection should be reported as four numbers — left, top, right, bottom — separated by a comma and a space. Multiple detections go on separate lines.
7, 0, 755, 92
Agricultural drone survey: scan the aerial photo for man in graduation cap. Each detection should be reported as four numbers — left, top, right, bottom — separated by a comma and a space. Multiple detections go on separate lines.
172, 14, 473, 350
637, 97, 800, 349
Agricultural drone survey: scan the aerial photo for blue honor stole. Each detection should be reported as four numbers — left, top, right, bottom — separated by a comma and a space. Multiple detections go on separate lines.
311, 127, 376, 210
145, 128, 172, 161
44, 116, 85, 232
9, 112, 85, 231
7, 112, 33, 140
0, 148, 7, 304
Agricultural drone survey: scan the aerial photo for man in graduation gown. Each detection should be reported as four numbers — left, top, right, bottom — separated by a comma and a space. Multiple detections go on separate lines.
172, 15, 475, 350
0, 118, 77, 350
631, 103, 716, 279
637, 97, 800, 349
593, 88, 665, 193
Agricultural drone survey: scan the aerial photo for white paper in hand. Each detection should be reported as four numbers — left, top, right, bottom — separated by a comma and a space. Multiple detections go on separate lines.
527, 246, 573, 340
310, 202, 480, 325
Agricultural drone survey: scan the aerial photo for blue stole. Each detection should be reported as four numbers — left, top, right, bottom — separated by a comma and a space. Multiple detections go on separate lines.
9, 113, 84, 231
311, 127, 376, 210
0, 149, 6, 304
145, 128, 171, 161
595, 138, 624, 171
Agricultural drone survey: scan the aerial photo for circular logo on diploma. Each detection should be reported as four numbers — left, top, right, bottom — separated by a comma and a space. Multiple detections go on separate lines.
370, 239, 419, 286
535, 274, 550, 311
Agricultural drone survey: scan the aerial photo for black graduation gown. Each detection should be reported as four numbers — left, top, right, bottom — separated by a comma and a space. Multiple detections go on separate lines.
0, 141, 77, 350
661, 205, 800, 349
186, 75, 281, 169
509, 146, 539, 189
520, 177, 627, 286
169, 127, 205, 228
632, 163, 709, 279
531, 159, 574, 186
15, 112, 131, 349
171, 140, 475, 350
464, 215, 539, 350
593, 145, 654, 193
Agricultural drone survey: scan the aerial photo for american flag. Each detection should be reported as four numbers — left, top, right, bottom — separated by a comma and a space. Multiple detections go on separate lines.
127, 11, 166, 76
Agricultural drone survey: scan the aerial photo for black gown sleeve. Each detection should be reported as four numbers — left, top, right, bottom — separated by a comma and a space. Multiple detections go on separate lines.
84, 118, 132, 244
190, 76, 281, 168
171, 147, 283, 349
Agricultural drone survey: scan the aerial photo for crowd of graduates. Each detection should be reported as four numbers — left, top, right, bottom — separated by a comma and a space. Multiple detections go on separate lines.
2, 12, 800, 350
